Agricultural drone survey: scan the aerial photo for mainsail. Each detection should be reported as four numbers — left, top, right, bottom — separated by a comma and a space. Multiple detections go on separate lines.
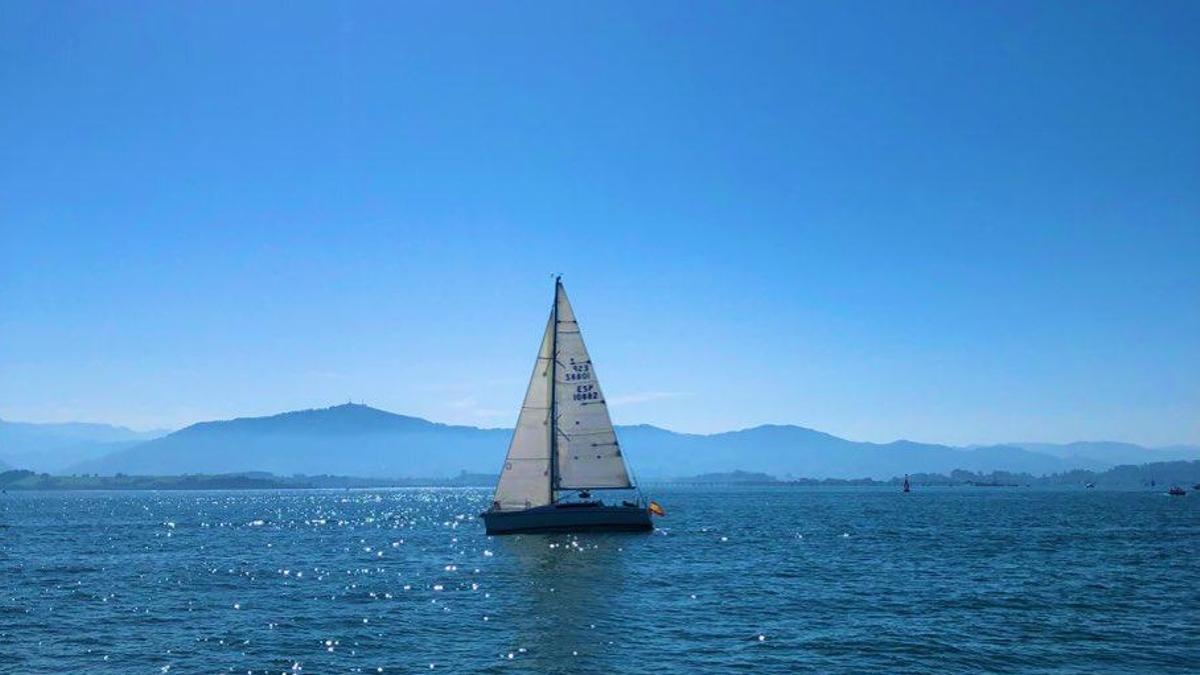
491, 280, 632, 510
552, 284, 632, 490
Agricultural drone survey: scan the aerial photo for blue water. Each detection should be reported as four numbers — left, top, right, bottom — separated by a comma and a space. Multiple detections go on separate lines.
2, 487, 1197, 673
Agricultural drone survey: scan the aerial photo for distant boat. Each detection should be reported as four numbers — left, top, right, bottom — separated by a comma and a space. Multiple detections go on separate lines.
481, 278, 657, 535
1085, 482, 1095, 489
902, 475, 911, 493
1193, 483, 1200, 492
1168, 486, 1186, 496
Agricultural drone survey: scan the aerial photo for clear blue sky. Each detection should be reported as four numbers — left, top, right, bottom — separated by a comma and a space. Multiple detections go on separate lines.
1, 1, 1197, 446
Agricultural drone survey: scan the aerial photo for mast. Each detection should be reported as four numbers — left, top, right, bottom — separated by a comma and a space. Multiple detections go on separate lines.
548, 276, 561, 502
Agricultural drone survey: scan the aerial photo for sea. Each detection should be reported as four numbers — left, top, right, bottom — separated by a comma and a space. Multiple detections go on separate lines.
2, 486, 1197, 673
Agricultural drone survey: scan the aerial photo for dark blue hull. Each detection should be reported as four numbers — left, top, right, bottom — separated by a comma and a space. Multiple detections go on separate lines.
481, 503, 652, 535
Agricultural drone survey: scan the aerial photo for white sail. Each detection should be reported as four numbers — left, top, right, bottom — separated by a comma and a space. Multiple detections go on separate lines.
491, 280, 634, 511
552, 284, 633, 490
491, 315, 554, 510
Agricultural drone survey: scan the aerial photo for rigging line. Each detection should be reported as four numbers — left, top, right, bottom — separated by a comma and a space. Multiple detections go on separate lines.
610, 424, 642, 496
557, 429, 615, 436
556, 435, 619, 446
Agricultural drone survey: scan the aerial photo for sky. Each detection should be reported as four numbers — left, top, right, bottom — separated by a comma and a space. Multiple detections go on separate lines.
1, 1, 1197, 446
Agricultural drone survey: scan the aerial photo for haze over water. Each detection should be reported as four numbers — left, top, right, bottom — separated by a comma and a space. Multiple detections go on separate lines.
3, 486, 1196, 673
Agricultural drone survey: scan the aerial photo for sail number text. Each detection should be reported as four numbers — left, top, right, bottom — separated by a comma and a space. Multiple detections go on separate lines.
572, 384, 599, 401
564, 359, 591, 383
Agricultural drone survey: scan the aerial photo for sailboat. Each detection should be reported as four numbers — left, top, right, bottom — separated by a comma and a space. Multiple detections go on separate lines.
481, 277, 656, 535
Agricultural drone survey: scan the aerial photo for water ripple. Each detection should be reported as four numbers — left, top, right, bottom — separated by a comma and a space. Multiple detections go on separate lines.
1, 487, 1196, 672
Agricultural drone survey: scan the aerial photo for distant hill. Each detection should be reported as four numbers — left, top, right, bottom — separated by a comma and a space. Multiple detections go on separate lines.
616, 424, 1111, 479
904, 461, 1200, 490
0, 419, 168, 473
1005, 441, 1199, 466
58, 403, 1195, 480
674, 470, 779, 484
67, 404, 510, 478
676, 461, 1200, 489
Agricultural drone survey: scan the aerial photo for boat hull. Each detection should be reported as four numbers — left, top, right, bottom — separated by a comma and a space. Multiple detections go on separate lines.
482, 503, 652, 535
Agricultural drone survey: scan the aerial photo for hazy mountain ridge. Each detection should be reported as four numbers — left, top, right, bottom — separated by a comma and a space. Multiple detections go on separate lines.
0, 419, 169, 473
618, 426, 1109, 479
67, 405, 511, 478
47, 404, 1198, 480
1005, 441, 1199, 466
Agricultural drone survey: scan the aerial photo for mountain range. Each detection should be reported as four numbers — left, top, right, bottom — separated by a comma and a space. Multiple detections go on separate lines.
5, 404, 1194, 480
0, 419, 168, 473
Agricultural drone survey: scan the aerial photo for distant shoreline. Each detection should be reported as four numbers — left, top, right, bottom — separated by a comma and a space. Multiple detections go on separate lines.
3, 461, 1197, 492
0, 470, 498, 492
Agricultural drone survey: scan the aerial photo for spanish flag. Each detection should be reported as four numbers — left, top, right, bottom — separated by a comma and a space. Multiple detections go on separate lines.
648, 501, 666, 517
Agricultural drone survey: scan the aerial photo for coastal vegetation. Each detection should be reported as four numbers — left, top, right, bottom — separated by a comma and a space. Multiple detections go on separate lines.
3, 461, 1196, 492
